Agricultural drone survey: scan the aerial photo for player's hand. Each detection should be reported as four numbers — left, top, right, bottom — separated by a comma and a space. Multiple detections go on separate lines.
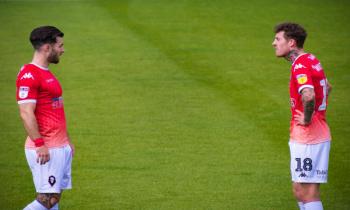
36, 145, 50, 165
294, 110, 311, 126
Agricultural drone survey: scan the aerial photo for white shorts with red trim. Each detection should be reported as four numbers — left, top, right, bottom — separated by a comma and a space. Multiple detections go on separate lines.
25, 144, 72, 193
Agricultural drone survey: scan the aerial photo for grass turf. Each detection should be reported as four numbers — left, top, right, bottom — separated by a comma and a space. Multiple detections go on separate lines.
0, 0, 349, 209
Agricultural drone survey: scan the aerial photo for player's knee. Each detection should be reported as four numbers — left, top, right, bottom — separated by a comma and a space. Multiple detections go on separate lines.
36, 193, 61, 209
293, 183, 320, 202
49, 194, 60, 206
292, 184, 304, 200
303, 189, 320, 202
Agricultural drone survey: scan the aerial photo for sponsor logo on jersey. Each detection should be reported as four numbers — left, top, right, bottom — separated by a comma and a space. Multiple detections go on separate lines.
296, 74, 308, 84
52, 97, 63, 109
19, 86, 29, 99
20, 72, 34, 80
46, 78, 54, 83
294, 63, 306, 71
312, 63, 323, 72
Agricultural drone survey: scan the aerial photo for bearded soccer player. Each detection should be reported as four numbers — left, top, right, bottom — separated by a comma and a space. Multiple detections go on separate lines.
272, 22, 332, 210
17, 26, 74, 210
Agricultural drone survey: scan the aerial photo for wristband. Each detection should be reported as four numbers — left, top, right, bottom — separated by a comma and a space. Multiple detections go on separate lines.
33, 138, 45, 147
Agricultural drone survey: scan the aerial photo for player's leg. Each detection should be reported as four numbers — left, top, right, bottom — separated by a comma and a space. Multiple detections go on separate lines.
36, 193, 61, 209
23, 146, 69, 210
302, 183, 322, 210
50, 203, 59, 210
45, 144, 73, 210
293, 182, 306, 210
293, 182, 322, 210
44, 144, 72, 210
23, 149, 47, 210
289, 141, 330, 210
289, 142, 307, 210
300, 183, 320, 202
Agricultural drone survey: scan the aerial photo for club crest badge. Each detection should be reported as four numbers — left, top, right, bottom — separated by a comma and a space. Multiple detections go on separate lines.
48, 175, 56, 187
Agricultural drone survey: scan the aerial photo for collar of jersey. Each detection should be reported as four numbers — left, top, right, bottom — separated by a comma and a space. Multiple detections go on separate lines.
30, 62, 49, 71
292, 53, 308, 66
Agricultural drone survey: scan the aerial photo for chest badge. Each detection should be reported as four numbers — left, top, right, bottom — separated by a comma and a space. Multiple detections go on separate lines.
296, 74, 308, 84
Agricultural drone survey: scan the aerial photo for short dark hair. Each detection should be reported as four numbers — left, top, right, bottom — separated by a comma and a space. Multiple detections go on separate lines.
29, 26, 64, 50
274, 22, 307, 48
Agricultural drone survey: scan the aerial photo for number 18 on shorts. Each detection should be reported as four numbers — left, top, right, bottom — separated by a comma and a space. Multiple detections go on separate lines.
289, 141, 330, 183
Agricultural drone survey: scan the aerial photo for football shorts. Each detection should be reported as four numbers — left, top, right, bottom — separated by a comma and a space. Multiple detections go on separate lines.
25, 144, 72, 193
289, 140, 330, 183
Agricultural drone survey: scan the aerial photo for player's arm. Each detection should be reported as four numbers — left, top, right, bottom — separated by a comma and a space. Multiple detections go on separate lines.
301, 87, 315, 124
19, 103, 41, 139
19, 103, 50, 164
294, 87, 315, 125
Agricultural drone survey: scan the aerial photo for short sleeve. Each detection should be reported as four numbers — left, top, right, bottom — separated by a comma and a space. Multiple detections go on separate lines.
292, 59, 314, 94
16, 66, 40, 104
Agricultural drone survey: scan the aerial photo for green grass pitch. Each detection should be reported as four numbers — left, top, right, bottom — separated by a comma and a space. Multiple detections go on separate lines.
0, 0, 349, 209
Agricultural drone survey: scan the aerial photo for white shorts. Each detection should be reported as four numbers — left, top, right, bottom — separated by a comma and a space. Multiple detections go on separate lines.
289, 141, 330, 183
25, 144, 73, 193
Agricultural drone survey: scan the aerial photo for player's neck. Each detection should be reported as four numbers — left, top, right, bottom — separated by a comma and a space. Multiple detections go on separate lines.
285, 49, 304, 63
32, 51, 50, 69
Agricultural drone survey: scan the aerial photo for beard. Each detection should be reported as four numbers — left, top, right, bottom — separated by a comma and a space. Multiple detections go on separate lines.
48, 50, 60, 64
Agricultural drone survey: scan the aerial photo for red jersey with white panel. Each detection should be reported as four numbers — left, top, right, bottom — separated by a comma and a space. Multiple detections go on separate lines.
289, 53, 331, 144
16, 63, 69, 149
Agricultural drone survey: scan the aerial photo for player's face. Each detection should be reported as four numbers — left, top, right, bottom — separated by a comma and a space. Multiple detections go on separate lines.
272, 31, 292, 57
48, 37, 64, 64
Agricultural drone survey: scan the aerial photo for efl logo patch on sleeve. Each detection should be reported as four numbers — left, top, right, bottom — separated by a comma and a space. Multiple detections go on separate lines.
296, 74, 308, 84
19, 86, 29, 99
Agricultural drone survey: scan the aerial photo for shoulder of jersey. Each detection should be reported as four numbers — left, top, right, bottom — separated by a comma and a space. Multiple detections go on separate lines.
293, 54, 315, 72
17, 64, 39, 80
307, 54, 324, 72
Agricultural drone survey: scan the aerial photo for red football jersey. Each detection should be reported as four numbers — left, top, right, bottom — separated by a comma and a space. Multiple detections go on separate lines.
16, 63, 69, 148
289, 53, 331, 144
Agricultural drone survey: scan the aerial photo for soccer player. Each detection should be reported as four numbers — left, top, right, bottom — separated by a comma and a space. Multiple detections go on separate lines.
272, 22, 332, 210
17, 26, 74, 210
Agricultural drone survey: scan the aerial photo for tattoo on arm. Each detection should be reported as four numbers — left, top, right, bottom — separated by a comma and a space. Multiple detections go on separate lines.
303, 100, 314, 123
301, 88, 315, 124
